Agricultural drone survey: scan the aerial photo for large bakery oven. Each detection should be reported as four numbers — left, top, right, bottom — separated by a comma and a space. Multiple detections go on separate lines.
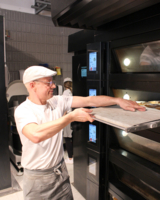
108, 33, 160, 200
51, 1, 160, 199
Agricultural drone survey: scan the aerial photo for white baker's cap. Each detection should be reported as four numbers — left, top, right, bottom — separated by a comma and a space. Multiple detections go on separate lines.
63, 77, 72, 83
23, 66, 57, 84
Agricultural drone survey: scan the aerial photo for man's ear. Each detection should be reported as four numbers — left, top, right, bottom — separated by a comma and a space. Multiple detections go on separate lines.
30, 81, 35, 88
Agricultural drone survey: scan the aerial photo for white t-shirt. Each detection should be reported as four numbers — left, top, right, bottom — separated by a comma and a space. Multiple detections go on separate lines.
14, 95, 73, 170
63, 89, 72, 113
63, 89, 72, 96
63, 89, 73, 137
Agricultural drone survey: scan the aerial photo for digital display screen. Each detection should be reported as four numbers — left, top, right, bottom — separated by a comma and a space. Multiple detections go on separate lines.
89, 89, 97, 96
89, 124, 96, 143
89, 52, 97, 71
81, 66, 87, 77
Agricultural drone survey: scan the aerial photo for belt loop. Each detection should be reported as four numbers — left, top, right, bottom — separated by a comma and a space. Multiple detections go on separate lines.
54, 163, 62, 175
54, 168, 61, 175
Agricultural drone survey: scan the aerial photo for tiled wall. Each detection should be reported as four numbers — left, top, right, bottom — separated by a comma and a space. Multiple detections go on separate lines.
0, 8, 80, 85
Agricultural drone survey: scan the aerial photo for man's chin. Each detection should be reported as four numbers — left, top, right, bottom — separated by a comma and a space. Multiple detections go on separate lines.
48, 94, 53, 99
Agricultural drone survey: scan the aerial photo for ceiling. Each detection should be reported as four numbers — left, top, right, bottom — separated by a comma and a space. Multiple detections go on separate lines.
31, 0, 51, 15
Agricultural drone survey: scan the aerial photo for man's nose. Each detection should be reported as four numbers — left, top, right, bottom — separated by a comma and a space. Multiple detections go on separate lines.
51, 84, 56, 89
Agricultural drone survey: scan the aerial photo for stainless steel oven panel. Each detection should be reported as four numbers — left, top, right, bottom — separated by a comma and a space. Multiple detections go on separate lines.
113, 127, 160, 166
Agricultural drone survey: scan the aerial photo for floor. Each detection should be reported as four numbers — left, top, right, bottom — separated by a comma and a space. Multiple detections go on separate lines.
0, 152, 85, 200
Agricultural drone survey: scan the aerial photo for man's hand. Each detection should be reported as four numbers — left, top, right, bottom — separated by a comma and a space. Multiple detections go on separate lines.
70, 108, 94, 123
117, 98, 146, 112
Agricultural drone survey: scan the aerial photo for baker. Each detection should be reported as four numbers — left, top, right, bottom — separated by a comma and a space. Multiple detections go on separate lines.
14, 66, 145, 200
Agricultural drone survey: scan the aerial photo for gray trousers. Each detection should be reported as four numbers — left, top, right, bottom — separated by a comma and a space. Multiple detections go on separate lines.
23, 159, 73, 200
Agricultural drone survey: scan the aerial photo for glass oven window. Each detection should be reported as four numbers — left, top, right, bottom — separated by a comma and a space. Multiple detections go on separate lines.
113, 165, 160, 200
114, 40, 160, 72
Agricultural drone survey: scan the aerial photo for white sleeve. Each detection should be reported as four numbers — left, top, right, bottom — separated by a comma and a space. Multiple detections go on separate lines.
14, 106, 38, 133
62, 95, 73, 113
48, 95, 73, 114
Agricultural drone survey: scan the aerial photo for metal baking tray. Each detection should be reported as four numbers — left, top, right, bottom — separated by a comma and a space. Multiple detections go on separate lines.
91, 105, 160, 132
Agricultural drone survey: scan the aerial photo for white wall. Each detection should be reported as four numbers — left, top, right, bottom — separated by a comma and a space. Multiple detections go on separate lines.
0, 0, 35, 14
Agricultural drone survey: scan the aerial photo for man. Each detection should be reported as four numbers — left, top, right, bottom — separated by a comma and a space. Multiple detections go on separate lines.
15, 66, 145, 200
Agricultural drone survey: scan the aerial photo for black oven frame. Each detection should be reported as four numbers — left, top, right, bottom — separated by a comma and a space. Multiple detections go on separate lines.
107, 30, 160, 199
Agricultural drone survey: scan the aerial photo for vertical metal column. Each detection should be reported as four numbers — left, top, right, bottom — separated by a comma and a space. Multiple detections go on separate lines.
0, 16, 11, 191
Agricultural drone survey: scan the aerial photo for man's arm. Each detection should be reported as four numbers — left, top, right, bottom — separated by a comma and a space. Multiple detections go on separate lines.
22, 108, 94, 143
71, 96, 146, 112
21, 96, 145, 143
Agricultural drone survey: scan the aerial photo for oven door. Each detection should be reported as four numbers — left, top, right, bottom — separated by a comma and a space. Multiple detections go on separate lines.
109, 148, 160, 200
108, 126, 160, 200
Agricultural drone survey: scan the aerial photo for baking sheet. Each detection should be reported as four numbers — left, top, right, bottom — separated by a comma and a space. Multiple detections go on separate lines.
91, 105, 160, 132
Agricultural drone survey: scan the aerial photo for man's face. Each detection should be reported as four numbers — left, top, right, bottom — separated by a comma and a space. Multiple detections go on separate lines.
33, 76, 56, 101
